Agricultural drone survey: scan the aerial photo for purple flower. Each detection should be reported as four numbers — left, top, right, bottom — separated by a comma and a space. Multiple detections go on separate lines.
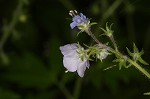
69, 10, 90, 30
60, 43, 90, 77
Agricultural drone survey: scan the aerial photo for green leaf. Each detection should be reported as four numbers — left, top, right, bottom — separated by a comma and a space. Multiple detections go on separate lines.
90, 22, 98, 26
106, 22, 109, 31
139, 57, 149, 65
100, 27, 107, 33
139, 49, 144, 56
126, 64, 132, 68
133, 43, 139, 53
100, 22, 114, 37
127, 44, 148, 65
126, 47, 133, 57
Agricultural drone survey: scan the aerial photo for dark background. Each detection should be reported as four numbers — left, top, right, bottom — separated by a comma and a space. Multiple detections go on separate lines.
0, 0, 150, 99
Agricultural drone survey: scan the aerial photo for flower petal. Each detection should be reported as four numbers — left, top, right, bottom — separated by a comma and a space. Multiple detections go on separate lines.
86, 61, 90, 68
72, 15, 80, 21
60, 43, 90, 77
60, 43, 77, 56
70, 21, 78, 29
77, 60, 89, 77
63, 56, 78, 72
80, 13, 86, 20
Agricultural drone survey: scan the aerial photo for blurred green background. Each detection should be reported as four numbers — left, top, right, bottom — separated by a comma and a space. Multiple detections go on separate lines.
0, 0, 150, 99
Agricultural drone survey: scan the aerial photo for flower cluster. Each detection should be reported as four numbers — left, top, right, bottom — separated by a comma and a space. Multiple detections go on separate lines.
60, 43, 109, 77
59, 10, 109, 77
59, 10, 150, 96
60, 10, 149, 79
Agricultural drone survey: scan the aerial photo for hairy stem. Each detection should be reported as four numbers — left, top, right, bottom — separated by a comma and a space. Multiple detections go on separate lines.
110, 48, 150, 79
86, 30, 150, 79
127, 58, 150, 78
86, 29, 108, 49
110, 36, 118, 51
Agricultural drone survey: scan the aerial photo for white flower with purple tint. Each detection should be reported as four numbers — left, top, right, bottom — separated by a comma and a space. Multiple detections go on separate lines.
69, 10, 90, 31
60, 43, 90, 77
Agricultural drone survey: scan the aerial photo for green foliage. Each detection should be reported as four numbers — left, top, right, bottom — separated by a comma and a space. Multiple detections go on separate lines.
4, 52, 53, 89
0, 89, 20, 99
113, 56, 127, 70
100, 22, 114, 37
126, 43, 149, 65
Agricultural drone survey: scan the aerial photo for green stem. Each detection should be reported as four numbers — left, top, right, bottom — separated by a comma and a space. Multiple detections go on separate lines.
86, 29, 107, 48
127, 58, 150, 79
111, 48, 150, 79
110, 36, 118, 51
86, 30, 150, 79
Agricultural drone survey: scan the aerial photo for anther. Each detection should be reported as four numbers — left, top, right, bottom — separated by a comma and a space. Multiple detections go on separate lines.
69, 10, 78, 17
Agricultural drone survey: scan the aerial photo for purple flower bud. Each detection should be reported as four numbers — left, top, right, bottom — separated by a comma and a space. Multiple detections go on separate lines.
69, 11, 90, 30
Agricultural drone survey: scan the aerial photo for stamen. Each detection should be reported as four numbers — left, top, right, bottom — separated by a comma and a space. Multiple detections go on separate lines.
65, 70, 68, 73
69, 10, 78, 17
69, 13, 73, 17
74, 10, 77, 14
